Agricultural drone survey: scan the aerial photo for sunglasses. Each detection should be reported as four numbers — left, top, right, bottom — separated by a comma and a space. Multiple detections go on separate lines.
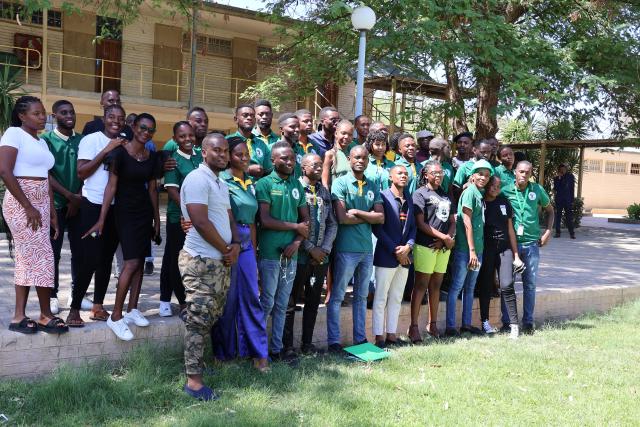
139, 124, 156, 134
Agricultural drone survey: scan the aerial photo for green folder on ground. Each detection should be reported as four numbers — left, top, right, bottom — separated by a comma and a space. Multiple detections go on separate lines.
343, 342, 390, 361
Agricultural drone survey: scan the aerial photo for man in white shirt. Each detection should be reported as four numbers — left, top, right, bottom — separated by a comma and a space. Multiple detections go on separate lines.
178, 133, 240, 401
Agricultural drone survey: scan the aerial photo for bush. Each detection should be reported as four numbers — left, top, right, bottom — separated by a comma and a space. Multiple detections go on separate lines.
627, 203, 640, 220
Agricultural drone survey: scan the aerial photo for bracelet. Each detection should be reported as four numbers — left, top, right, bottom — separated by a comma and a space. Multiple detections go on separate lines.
231, 240, 241, 245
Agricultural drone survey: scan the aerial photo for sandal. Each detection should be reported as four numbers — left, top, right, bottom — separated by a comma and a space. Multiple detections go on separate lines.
90, 309, 110, 321
407, 324, 422, 344
65, 312, 85, 328
426, 322, 441, 338
8, 317, 38, 334
39, 316, 69, 334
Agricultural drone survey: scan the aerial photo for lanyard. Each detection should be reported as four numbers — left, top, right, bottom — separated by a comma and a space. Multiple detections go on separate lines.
356, 180, 365, 196
309, 185, 317, 206
514, 183, 530, 212
246, 137, 254, 158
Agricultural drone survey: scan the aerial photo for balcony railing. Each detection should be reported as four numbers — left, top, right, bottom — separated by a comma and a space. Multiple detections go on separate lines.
0, 43, 42, 84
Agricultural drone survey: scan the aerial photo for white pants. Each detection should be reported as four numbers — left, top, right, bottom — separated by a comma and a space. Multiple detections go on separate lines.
372, 265, 409, 336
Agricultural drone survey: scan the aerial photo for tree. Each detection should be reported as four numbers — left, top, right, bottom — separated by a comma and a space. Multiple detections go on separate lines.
260, 0, 640, 139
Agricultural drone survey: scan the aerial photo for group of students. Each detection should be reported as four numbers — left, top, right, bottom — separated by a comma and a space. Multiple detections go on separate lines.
0, 91, 556, 402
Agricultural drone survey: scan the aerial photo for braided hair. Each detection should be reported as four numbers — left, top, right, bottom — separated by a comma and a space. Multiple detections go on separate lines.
419, 159, 441, 188
10, 95, 41, 127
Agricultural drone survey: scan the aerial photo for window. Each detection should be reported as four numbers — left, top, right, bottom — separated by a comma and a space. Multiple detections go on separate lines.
0, 2, 62, 28
207, 37, 232, 56
604, 161, 627, 174
584, 159, 602, 173
630, 163, 640, 175
182, 33, 232, 57
96, 16, 122, 40
30, 10, 62, 28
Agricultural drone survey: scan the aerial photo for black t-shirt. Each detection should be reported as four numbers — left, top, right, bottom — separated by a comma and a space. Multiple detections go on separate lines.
413, 186, 452, 247
484, 195, 513, 251
82, 118, 134, 141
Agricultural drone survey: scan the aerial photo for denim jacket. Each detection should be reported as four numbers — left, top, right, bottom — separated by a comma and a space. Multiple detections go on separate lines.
299, 178, 338, 254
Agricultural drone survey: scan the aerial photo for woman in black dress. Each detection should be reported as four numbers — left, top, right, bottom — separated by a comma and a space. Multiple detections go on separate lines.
84, 113, 162, 341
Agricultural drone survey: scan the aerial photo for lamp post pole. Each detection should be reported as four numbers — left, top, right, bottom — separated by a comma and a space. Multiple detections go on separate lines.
354, 29, 367, 117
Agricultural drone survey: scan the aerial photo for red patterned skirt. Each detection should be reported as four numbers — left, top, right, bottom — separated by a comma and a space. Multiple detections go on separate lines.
2, 179, 54, 287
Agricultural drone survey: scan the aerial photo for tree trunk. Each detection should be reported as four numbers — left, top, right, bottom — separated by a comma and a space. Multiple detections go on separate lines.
444, 59, 468, 134
475, 69, 501, 139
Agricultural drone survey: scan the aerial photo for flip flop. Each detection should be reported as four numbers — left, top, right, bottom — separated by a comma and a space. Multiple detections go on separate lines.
183, 384, 219, 401
65, 314, 85, 328
39, 317, 69, 334
8, 317, 38, 334
90, 309, 110, 321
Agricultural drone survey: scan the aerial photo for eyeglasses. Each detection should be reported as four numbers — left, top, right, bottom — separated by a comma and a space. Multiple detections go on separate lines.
139, 124, 156, 134
429, 171, 444, 176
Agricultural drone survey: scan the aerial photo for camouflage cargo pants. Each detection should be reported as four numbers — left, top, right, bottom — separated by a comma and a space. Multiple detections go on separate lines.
178, 250, 231, 375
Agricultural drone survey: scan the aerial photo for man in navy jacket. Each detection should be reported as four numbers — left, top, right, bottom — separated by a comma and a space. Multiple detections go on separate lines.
371, 165, 416, 346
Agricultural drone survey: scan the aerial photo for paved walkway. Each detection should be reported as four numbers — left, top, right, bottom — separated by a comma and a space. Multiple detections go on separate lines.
0, 204, 638, 328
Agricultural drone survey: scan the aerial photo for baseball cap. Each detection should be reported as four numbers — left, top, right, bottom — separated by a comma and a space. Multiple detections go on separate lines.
471, 159, 494, 175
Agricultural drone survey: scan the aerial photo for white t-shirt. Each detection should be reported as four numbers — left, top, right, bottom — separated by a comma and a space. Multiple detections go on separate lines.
0, 127, 54, 177
77, 131, 112, 204
180, 163, 232, 260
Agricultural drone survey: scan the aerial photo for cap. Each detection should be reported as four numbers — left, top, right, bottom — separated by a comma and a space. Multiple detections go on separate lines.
416, 130, 434, 139
471, 159, 494, 175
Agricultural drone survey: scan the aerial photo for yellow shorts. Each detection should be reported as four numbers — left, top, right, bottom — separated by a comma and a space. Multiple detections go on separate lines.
414, 244, 451, 274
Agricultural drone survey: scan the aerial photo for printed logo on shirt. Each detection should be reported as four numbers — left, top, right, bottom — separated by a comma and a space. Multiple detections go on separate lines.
445, 169, 451, 177
435, 199, 451, 222
251, 185, 256, 196
367, 190, 375, 201
528, 192, 536, 201
500, 204, 507, 215
256, 148, 264, 159
292, 188, 300, 200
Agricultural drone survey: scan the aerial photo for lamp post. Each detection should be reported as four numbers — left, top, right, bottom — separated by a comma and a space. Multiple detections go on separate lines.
351, 5, 376, 118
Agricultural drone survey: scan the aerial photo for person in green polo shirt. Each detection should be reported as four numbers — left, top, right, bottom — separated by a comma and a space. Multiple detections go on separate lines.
328, 145, 384, 353
163, 107, 209, 155
277, 112, 307, 177
495, 145, 516, 189
501, 160, 554, 334
452, 138, 493, 201
229, 104, 272, 179
159, 121, 202, 319
253, 99, 280, 147
394, 133, 423, 194
364, 129, 394, 191
255, 141, 310, 359
445, 159, 493, 337
41, 100, 84, 314
421, 137, 455, 196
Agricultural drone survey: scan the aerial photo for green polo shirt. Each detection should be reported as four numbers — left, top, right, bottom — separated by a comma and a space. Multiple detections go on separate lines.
164, 149, 202, 223
293, 140, 317, 178
453, 159, 476, 188
455, 184, 485, 254
420, 159, 454, 193
41, 129, 83, 209
503, 182, 551, 244
252, 128, 280, 148
220, 170, 258, 225
228, 131, 272, 175
331, 172, 382, 253
255, 171, 306, 260
495, 165, 516, 189
394, 157, 423, 194
365, 156, 394, 191
163, 139, 203, 156
349, 138, 363, 152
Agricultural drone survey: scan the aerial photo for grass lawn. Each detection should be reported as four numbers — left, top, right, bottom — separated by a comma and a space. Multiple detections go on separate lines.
2, 300, 639, 426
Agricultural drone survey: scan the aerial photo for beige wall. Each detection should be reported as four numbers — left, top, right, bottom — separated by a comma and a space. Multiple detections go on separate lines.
581, 148, 640, 210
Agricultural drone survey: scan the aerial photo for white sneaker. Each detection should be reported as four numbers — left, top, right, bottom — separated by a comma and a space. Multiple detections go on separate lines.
482, 320, 498, 334
159, 302, 173, 317
67, 295, 93, 310
509, 324, 519, 340
124, 309, 150, 327
108, 316, 134, 341
50, 297, 60, 314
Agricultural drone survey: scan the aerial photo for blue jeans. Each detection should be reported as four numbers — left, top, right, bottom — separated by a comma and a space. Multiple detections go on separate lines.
446, 250, 483, 329
259, 258, 297, 354
327, 252, 373, 345
501, 242, 540, 326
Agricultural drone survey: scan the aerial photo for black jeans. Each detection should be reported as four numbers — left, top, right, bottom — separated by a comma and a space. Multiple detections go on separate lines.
72, 198, 119, 310
159, 221, 186, 304
50, 206, 81, 298
477, 242, 518, 323
555, 202, 574, 235
283, 261, 329, 348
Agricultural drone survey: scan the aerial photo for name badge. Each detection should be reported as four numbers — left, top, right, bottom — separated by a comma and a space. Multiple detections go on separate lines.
500, 205, 507, 215
517, 224, 524, 236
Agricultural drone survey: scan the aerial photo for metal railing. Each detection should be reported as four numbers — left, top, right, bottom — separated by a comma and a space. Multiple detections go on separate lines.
0, 43, 42, 84
47, 51, 257, 104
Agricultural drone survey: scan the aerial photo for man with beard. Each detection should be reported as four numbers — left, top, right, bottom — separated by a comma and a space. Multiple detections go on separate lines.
255, 142, 310, 360
82, 89, 134, 140
41, 100, 85, 314
394, 133, 422, 195
309, 106, 340, 158
452, 131, 473, 169
278, 113, 310, 177
415, 130, 435, 164
163, 107, 209, 154
253, 99, 280, 147
353, 115, 371, 146
228, 104, 271, 178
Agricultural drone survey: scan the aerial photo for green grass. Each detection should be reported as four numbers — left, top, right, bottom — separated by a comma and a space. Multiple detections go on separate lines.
2, 301, 640, 426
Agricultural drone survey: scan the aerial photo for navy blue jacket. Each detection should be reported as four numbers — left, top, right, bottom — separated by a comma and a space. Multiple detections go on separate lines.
373, 188, 416, 268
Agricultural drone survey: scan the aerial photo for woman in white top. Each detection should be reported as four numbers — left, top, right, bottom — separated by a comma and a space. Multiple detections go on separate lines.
0, 96, 68, 334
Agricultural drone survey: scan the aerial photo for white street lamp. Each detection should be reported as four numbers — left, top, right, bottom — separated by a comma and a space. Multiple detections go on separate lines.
351, 5, 376, 118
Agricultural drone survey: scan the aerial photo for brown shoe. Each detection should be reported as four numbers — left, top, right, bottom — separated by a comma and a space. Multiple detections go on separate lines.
407, 324, 422, 343
426, 322, 440, 338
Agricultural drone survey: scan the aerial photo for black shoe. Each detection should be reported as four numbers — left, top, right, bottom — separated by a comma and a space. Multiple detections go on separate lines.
522, 324, 535, 335
355, 339, 368, 345
301, 343, 321, 355
570, 234, 576, 240
460, 325, 483, 335
444, 328, 460, 337
554, 233, 561, 238
327, 343, 344, 354
375, 340, 386, 348
499, 324, 511, 334
269, 352, 283, 362
144, 261, 154, 275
